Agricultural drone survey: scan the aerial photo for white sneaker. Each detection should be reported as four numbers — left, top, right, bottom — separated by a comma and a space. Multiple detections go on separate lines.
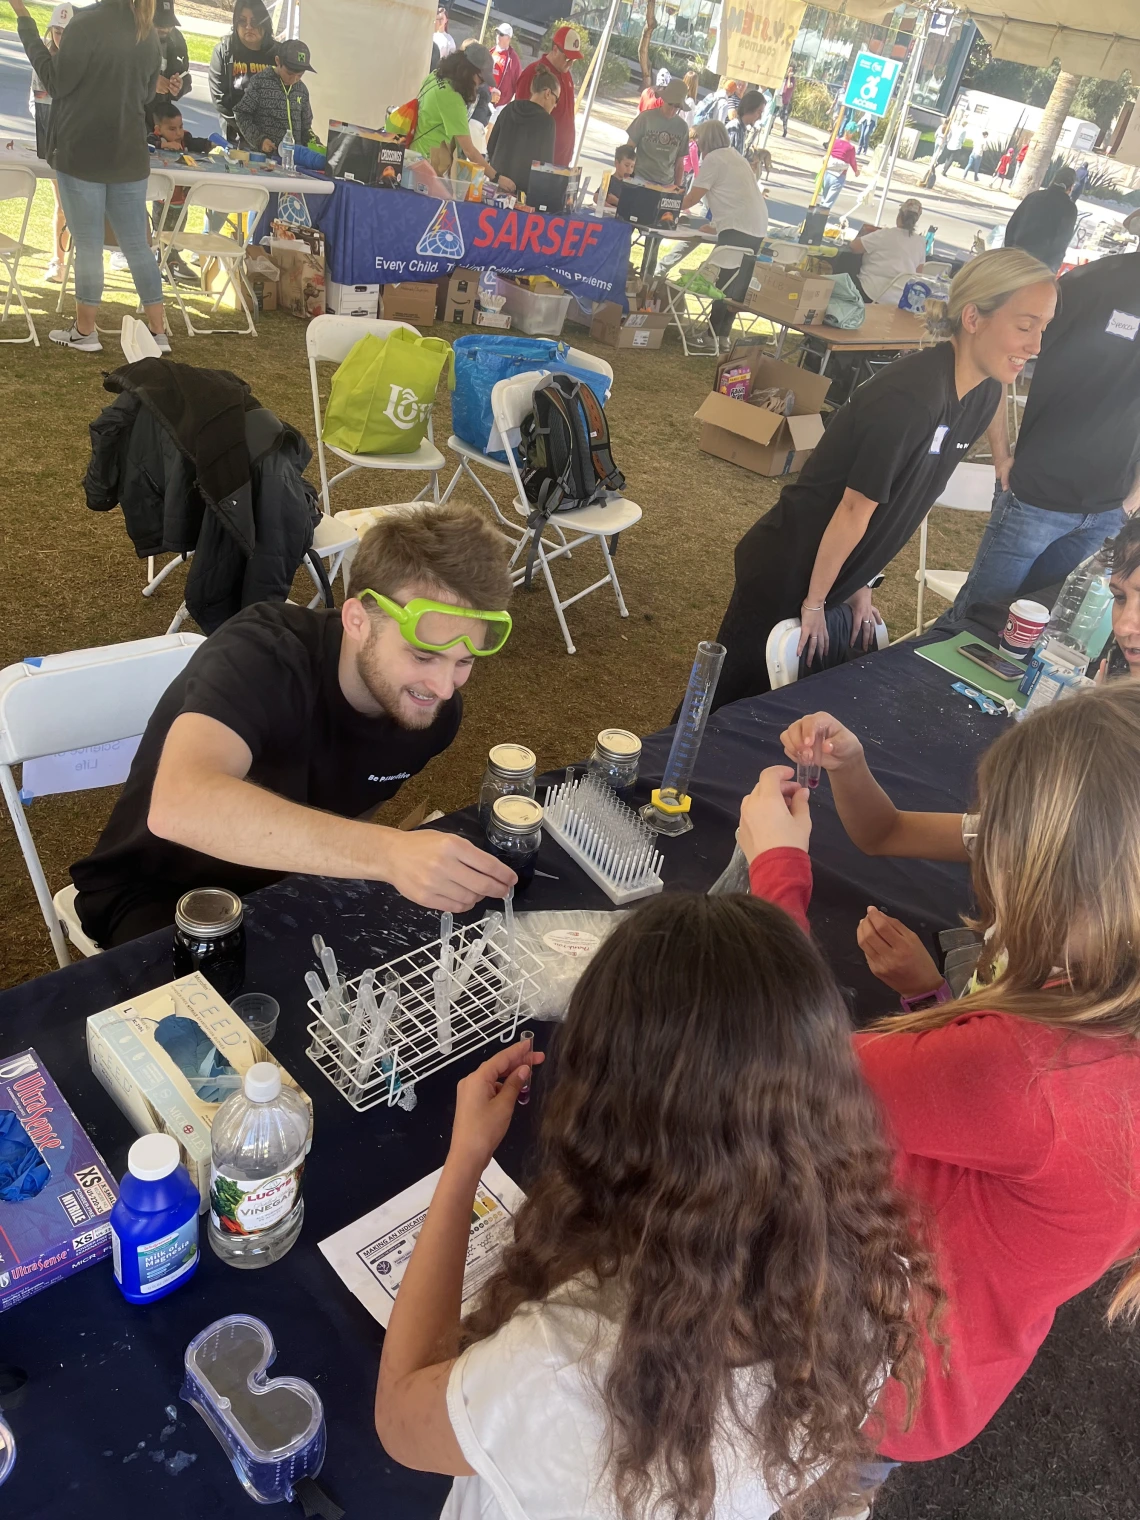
109, 251, 130, 272
49, 324, 102, 352
44, 259, 64, 283
149, 330, 171, 353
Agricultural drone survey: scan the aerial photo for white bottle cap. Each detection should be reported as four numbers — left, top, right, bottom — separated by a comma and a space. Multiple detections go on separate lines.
244, 1062, 282, 1103
128, 1132, 180, 1182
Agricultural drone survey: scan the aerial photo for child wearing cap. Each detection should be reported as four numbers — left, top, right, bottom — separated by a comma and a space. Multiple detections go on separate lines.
512, 24, 583, 166
28, 0, 71, 280
234, 38, 315, 154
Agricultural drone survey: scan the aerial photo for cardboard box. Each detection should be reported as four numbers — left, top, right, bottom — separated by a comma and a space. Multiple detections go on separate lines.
590, 301, 670, 350
381, 280, 438, 326
243, 249, 279, 313
326, 280, 380, 317
265, 237, 325, 319
87, 973, 312, 1211
474, 309, 511, 329
437, 266, 479, 323
616, 180, 683, 228
326, 121, 405, 187
744, 265, 835, 326
694, 350, 830, 476
0, 1048, 117, 1313
527, 163, 581, 214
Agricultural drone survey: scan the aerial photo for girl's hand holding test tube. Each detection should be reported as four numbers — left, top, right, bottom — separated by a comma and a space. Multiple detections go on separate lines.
448, 1039, 545, 1171
738, 766, 812, 863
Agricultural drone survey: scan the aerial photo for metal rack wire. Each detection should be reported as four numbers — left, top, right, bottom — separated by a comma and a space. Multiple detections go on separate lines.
304, 914, 545, 1112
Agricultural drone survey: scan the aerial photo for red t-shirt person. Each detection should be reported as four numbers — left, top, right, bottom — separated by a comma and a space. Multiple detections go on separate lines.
514, 24, 582, 167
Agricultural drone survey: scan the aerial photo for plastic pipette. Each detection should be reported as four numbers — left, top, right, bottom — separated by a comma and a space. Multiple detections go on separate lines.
344, 968, 373, 1059
455, 912, 501, 989
433, 969, 453, 1054
642, 641, 726, 836
319, 944, 339, 990
440, 912, 453, 980
311, 934, 325, 958
352, 971, 399, 1102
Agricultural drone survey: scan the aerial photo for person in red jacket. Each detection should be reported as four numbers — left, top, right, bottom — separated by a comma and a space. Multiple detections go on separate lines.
489, 21, 520, 106
739, 683, 1140, 1499
513, 23, 582, 166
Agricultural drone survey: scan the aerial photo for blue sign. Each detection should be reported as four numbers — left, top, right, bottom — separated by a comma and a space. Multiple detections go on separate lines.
842, 50, 902, 118
310, 180, 634, 308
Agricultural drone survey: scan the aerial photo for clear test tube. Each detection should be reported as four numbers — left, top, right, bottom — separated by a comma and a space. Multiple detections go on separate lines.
642, 641, 726, 836
796, 732, 821, 791
517, 1029, 536, 1107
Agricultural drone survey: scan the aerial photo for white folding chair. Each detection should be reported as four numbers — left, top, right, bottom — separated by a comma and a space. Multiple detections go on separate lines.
665, 245, 746, 357
307, 314, 447, 513
766, 613, 889, 689
913, 462, 996, 633
439, 347, 612, 564
0, 634, 204, 967
158, 181, 269, 336
923, 260, 952, 280
490, 371, 642, 655
57, 171, 174, 323
0, 167, 39, 346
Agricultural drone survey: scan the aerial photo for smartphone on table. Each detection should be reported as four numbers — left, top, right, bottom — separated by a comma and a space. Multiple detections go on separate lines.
959, 642, 1025, 683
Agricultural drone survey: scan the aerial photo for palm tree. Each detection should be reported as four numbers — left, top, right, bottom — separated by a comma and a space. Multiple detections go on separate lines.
1013, 70, 1081, 197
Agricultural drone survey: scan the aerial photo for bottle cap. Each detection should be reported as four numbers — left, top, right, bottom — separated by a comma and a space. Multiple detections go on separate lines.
488, 743, 536, 776
175, 888, 243, 940
596, 727, 641, 760
491, 795, 543, 834
244, 1062, 282, 1103
127, 1132, 180, 1182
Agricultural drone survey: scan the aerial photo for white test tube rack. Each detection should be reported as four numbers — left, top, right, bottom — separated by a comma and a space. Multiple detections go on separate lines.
542, 771, 665, 905
303, 914, 545, 1113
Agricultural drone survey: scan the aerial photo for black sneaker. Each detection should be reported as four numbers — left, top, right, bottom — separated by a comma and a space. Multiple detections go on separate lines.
164, 253, 198, 287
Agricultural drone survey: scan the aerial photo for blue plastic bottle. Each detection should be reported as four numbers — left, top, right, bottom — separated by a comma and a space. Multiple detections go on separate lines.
111, 1134, 200, 1304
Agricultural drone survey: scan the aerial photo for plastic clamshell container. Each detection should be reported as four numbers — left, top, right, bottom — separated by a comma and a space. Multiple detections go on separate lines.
495, 277, 572, 336
181, 1314, 325, 1503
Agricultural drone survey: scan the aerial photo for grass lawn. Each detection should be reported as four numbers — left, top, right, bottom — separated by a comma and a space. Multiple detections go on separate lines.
0, 177, 991, 987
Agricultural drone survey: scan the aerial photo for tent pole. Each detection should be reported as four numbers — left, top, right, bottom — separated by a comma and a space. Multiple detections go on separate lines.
571, 0, 622, 169
478, 0, 494, 44
874, 4, 930, 223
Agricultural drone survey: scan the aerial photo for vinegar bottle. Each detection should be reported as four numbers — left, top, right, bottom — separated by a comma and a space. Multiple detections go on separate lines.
208, 1064, 309, 1270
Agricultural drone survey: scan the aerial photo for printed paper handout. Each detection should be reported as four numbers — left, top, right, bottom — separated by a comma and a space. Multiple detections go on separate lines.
318, 1159, 523, 1328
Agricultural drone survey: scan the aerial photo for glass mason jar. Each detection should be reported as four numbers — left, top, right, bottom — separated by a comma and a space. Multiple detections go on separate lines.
588, 728, 642, 797
485, 796, 544, 891
478, 743, 537, 828
173, 888, 246, 1003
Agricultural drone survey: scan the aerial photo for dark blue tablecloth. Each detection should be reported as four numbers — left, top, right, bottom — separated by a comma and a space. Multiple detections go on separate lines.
308, 180, 633, 308
0, 637, 1005, 1517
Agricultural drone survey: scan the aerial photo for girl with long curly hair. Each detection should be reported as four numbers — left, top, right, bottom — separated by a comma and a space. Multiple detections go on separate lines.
374, 891, 941, 1519
742, 683, 1140, 1477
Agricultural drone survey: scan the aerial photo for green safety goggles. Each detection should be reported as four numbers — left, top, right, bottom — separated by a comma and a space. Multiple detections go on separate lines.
360, 590, 512, 656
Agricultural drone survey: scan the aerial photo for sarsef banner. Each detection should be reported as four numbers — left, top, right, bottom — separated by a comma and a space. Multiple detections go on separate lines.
713, 0, 806, 88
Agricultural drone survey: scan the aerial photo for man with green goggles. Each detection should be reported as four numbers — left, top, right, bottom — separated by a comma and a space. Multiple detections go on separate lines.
71, 505, 518, 948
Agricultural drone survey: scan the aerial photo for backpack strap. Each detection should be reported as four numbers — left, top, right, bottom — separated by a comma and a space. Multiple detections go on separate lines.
575, 382, 626, 494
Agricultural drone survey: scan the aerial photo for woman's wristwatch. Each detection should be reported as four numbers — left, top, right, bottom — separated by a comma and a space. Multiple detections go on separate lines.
899, 981, 952, 1012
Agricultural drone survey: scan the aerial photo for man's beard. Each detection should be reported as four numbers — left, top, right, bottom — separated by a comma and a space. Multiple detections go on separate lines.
357, 634, 443, 731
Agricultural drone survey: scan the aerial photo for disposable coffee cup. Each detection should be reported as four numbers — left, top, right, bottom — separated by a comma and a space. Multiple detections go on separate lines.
999, 599, 1049, 659
231, 992, 280, 1044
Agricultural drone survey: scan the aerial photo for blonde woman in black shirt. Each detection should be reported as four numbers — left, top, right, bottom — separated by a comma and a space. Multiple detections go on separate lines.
710, 249, 1057, 710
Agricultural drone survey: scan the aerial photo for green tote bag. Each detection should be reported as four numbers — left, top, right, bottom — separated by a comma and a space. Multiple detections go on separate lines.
322, 328, 456, 456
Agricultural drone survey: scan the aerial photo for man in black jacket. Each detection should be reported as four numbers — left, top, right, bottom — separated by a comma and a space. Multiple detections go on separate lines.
486, 68, 559, 198
1004, 165, 1079, 272
146, 0, 191, 129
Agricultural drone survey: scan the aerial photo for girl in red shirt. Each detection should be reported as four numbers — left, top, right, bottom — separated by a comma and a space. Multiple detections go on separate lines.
741, 683, 1140, 1480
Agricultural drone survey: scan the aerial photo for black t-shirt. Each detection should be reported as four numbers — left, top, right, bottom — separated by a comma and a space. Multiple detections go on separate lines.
71, 603, 461, 942
1011, 253, 1140, 514
732, 342, 1001, 611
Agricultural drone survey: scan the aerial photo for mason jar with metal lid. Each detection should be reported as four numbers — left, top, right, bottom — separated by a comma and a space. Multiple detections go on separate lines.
478, 743, 537, 828
588, 728, 642, 797
173, 888, 246, 1002
485, 795, 544, 890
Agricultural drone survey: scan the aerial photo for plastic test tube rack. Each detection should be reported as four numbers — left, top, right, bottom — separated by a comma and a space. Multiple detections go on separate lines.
542, 771, 665, 905
303, 914, 545, 1112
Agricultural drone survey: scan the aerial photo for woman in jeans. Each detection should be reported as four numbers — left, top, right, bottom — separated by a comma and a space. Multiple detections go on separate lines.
15, 0, 169, 354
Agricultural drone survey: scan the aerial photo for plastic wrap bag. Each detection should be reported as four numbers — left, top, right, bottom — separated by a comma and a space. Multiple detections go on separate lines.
707, 844, 751, 895
515, 911, 628, 1021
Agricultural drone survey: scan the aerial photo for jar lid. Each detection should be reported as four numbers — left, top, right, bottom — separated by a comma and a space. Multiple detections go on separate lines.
175, 888, 243, 939
244, 1062, 282, 1103
488, 743, 536, 776
127, 1132, 180, 1182
491, 795, 544, 833
596, 727, 641, 760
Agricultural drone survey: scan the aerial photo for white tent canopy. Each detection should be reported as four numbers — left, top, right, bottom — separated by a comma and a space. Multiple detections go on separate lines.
810, 0, 1140, 82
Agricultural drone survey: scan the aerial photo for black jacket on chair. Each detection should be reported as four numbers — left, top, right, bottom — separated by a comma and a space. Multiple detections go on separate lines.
84, 359, 319, 634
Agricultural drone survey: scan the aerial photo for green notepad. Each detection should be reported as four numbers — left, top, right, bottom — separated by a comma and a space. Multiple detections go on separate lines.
915, 632, 1028, 710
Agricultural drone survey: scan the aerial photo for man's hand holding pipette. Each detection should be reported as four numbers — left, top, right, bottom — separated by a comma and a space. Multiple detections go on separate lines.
738, 766, 812, 863
448, 1040, 545, 1173
384, 832, 516, 913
